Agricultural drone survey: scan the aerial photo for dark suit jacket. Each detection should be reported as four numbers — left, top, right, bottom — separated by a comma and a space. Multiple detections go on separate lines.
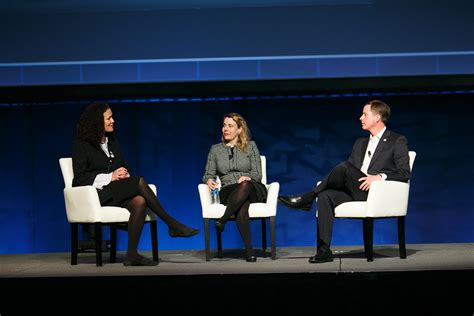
348, 129, 410, 182
72, 138, 129, 187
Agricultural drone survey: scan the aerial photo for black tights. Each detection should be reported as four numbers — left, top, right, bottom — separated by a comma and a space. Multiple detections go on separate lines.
124, 177, 187, 258
124, 196, 147, 258
219, 181, 257, 257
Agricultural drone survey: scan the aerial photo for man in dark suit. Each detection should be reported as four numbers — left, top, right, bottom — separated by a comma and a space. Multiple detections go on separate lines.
278, 100, 410, 263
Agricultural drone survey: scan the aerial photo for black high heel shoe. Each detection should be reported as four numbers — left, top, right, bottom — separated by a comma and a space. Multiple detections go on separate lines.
169, 226, 200, 238
215, 221, 225, 233
123, 254, 158, 266
245, 249, 257, 262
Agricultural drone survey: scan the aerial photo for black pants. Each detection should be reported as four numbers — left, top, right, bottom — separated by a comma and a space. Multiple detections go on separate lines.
312, 161, 368, 249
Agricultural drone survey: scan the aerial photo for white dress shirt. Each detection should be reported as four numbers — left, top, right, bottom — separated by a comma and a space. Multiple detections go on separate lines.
360, 127, 387, 180
92, 138, 113, 190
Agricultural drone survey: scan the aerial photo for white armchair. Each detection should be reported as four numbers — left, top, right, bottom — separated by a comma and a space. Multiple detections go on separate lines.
198, 156, 280, 261
317, 151, 416, 261
59, 157, 159, 266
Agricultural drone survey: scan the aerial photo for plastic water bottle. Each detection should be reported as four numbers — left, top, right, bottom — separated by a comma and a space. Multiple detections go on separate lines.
211, 179, 220, 204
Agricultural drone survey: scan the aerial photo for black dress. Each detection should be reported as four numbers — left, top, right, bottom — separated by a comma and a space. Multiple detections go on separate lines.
72, 138, 141, 207
219, 180, 267, 205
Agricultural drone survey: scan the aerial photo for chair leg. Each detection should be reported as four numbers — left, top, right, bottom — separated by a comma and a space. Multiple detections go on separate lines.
204, 219, 211, 261
71, 223, 78, 265
270, 216, 276, 260
316, 218, 320, 251
217, 226, 223, 259
94, 223, 103, 267
362, 219, 369, 256
150, 220, 159, 263
261, 218, 267, 258
398, 216, 407, 259
110, 225, 117, 263
364, 218, 374, 262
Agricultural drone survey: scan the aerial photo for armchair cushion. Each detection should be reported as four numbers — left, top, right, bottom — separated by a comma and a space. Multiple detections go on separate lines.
334, 202, 368, 218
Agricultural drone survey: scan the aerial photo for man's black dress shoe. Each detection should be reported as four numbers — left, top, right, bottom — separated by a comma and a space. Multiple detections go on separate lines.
246, 256, 257, 262
308, 248, 333, 263
169, 226, 200, 238
278, 195, 313, 211
123, 254, 158, 266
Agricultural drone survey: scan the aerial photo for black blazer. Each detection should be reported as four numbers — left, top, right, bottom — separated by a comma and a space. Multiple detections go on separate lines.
348, 129, 411, 182
72, 138, 129, 187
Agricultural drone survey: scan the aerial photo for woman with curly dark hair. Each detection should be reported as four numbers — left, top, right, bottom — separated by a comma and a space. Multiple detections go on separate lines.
72, 102, 199, 266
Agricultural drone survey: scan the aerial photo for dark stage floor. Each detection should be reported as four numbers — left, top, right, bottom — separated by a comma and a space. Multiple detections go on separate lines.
1, 243, 473, 314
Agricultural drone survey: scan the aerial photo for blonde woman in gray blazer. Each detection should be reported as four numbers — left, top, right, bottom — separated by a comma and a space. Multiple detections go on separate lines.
203, 113, 267, 262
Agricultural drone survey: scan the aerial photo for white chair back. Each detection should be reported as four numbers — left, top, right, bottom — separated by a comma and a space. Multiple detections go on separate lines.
59, 158, 74, 188
408, 151, 416, 172
260, 156, 267, 185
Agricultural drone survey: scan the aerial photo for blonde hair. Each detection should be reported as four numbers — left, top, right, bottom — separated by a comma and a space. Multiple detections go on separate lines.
222, 113, 251, 152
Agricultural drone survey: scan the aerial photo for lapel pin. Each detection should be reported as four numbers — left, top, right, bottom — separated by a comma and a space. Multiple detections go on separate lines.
383, 138, 387, 141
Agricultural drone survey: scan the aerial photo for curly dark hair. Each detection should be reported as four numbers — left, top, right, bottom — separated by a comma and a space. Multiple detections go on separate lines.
75, 101, 113, 145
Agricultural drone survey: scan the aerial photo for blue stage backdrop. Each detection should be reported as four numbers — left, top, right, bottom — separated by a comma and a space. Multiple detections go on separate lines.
0, 93, 473, 254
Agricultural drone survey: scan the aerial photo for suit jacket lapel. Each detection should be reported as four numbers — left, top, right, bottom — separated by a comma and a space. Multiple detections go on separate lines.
357, 138, 369, 168
368, 129, 391, 169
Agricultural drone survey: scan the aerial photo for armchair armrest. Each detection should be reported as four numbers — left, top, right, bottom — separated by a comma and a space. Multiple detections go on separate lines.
366, 180, 410, 217
265, 182, 280, 216
198, 183, 212, 208
148, 184, 157, 196
63, 186, 102, 223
